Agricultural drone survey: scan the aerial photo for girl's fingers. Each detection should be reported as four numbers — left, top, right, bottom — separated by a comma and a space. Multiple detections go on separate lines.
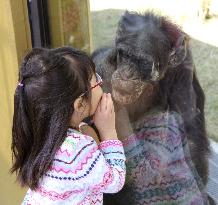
95, 100, 101, 113
105, 93, 114, 114
100, 93, 107, 111
99, 93, 114, 113
107, 94, 113, 112
111, 100, 115, 113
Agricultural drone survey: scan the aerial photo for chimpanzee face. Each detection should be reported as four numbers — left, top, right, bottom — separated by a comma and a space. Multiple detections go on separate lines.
111, 12, 171, 105
111, 48, 161, 105
110, 12, 189, 106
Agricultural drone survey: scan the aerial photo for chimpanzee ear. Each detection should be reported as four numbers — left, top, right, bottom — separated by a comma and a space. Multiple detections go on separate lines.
161, 18, 188, 67
168, 34, 188, 67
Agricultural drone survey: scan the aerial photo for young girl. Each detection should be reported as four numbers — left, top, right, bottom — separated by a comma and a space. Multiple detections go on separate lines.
11, 47, 126, 205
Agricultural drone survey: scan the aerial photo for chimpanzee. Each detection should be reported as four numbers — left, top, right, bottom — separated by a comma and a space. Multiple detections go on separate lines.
92, 11, 215, 205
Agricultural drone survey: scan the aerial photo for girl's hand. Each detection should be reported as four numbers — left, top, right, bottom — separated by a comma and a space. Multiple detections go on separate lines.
79, 123, 100, 145
93, 93, 118, 141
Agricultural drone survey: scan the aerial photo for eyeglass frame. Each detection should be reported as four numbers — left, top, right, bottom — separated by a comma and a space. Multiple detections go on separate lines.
79, 73, 103, 98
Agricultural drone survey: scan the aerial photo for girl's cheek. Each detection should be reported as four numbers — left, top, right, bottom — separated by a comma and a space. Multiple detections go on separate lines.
93, 90, 103, 114
90, 97, 97, 115
89, 85, 103, 114
99, 87, 103, 99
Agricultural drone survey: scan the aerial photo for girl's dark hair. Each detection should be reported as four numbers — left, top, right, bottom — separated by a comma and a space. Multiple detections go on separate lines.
11, 47, 95, 190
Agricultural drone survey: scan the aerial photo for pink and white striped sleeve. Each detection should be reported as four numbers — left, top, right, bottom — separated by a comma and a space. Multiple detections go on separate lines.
80, 136, 126, 194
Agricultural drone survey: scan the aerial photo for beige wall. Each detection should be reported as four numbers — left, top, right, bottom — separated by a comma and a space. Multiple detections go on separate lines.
48, 0, 92, 53
0, 0, 31, 204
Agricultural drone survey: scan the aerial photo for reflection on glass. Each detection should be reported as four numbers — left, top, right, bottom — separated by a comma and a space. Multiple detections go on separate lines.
90, 1, 218, 204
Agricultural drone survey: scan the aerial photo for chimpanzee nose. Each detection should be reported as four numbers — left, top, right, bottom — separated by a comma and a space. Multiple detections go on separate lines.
121, 69, 132, 80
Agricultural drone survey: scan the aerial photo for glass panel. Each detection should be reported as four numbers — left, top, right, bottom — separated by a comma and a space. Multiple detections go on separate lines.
47, 0, 91, 53
90, 0, 218, 204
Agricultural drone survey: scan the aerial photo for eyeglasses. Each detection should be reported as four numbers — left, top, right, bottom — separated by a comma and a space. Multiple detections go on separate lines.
79, 73, 103, 97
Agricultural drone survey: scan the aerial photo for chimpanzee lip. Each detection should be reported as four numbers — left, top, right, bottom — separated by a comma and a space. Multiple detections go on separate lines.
111, 78, 149, 105
111, 79, 145, 94
112, 85, 133, 96
112, 89, 141, 105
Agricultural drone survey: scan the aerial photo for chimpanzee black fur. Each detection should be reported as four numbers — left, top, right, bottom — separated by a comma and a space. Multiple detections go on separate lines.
92, 11, 214, 204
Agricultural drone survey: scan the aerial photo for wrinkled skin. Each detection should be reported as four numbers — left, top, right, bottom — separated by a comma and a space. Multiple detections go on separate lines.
92, 11, 214, 204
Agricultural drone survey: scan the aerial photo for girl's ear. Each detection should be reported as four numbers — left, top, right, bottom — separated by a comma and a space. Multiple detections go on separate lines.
73, 97, 86, 112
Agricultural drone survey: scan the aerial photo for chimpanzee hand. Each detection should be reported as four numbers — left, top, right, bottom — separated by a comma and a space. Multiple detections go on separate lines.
115, 107, 133, 141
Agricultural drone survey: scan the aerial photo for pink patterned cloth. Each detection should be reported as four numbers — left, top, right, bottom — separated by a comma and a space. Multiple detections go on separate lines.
104, 111, 208, 204
22, 128, 126, 205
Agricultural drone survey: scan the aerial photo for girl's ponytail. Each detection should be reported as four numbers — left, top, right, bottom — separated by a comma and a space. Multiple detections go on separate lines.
11, 80, 33, 175
11, 50, 43, 181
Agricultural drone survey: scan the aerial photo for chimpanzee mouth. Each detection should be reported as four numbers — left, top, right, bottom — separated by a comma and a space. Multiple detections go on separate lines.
111, 81, 147, 105
112, 89, 138, 105
111, 69, 152, 104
